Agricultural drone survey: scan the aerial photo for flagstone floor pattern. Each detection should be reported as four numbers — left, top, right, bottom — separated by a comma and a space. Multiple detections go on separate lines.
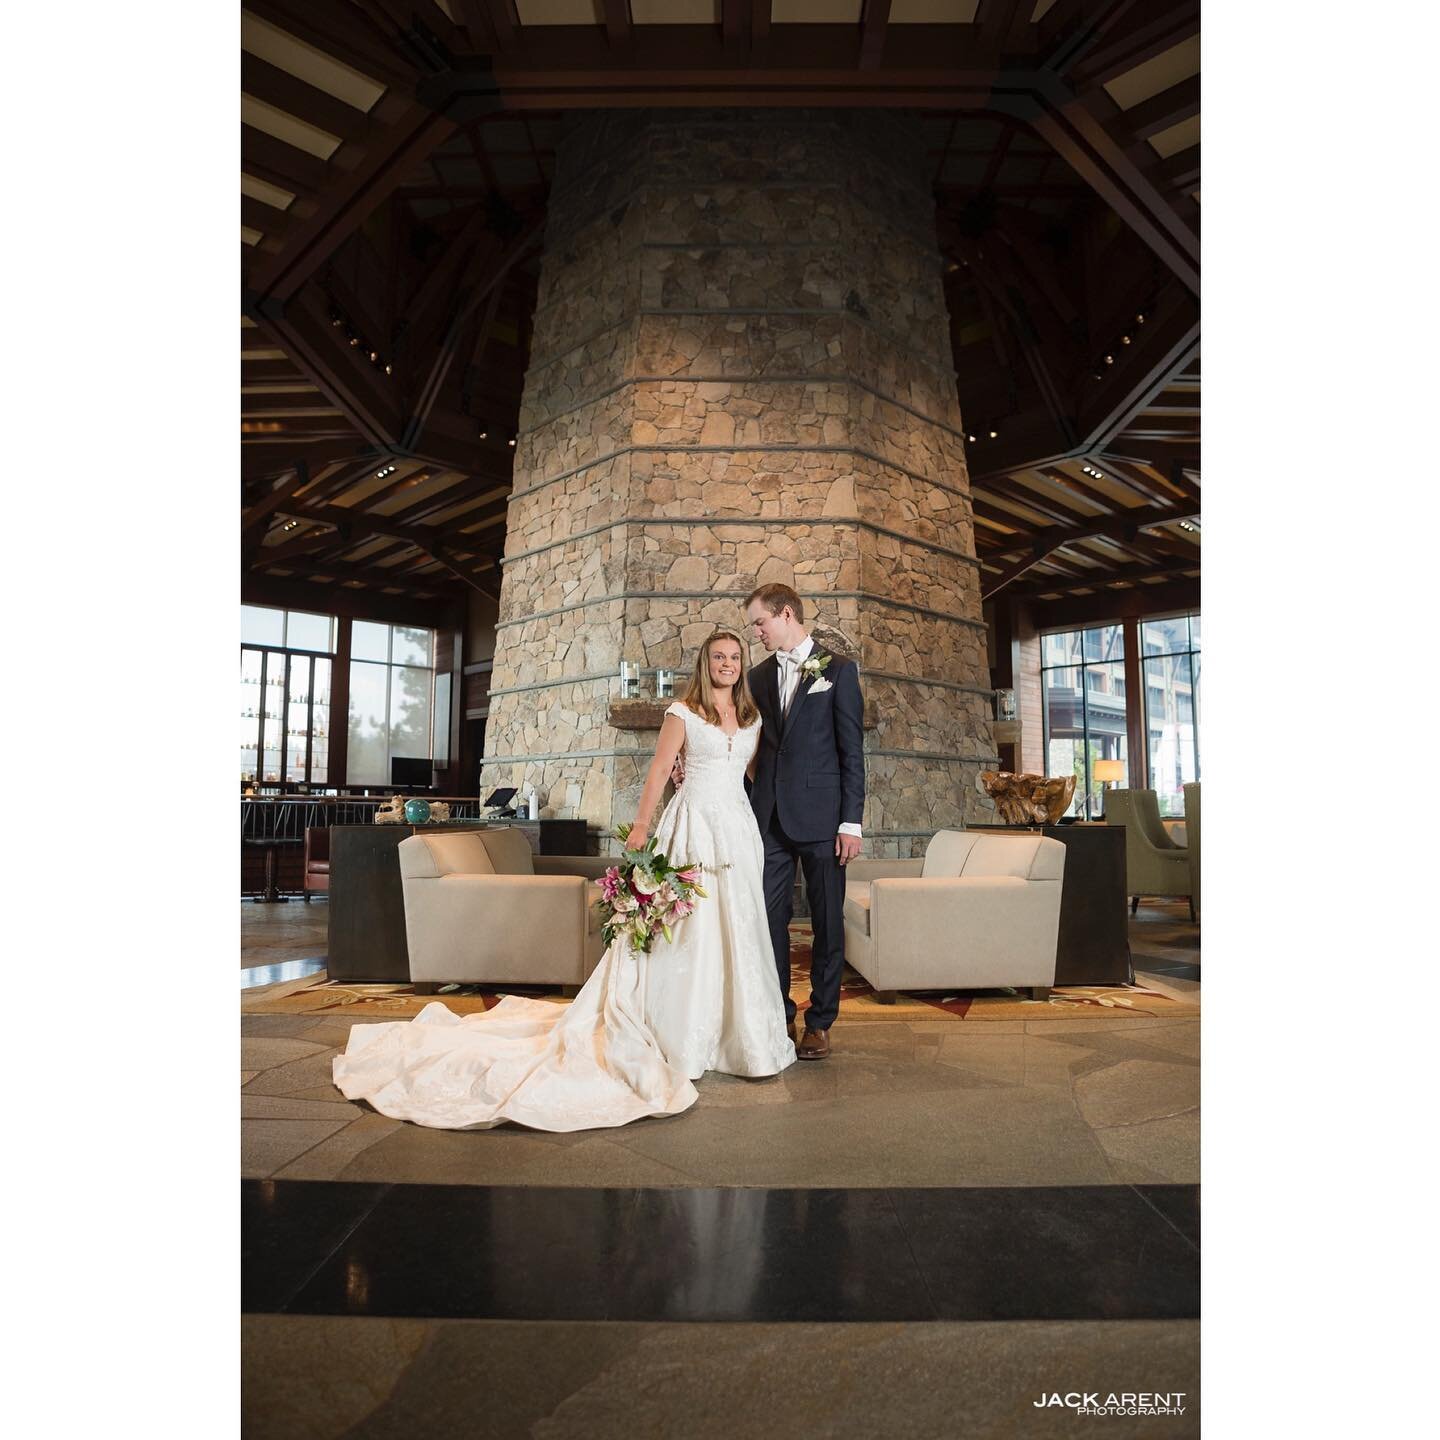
241, 899, 1199, 1189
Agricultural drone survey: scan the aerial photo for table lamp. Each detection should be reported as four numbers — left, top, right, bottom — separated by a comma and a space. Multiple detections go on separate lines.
1092, 759, 1124, 817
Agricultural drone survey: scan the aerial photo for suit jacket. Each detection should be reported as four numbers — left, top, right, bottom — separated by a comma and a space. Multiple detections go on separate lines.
748, 646, 865, 843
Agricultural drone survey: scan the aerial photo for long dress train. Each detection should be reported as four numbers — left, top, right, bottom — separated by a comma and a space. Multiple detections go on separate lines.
331, 701, 795, 1130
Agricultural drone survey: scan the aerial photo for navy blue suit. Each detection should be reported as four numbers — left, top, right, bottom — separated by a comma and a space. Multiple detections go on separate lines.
748, 647, 865, 1031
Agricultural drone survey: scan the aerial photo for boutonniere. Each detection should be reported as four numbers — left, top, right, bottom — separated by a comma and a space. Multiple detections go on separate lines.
799, 653, 831, 682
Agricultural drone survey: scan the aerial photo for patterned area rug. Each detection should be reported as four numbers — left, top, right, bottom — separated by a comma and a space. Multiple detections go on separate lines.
243, 936, 1197, 1023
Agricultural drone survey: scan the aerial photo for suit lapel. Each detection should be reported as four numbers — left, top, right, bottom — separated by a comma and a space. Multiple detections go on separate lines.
758, 656, 781, 729
781, 646, 828, 740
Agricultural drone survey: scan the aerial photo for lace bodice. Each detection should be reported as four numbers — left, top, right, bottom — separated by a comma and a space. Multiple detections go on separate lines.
666, 701, 759, 804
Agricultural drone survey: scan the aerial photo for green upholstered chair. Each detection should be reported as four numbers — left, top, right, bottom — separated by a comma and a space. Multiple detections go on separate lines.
1183, 782, 1200, 922
1104, 788, 1195, 921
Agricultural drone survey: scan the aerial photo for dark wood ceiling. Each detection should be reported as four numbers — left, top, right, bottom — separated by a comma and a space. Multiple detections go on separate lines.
241, 1, 1200, 614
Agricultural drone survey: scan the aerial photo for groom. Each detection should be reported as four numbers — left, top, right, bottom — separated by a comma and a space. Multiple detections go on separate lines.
744, 583, 865, 1060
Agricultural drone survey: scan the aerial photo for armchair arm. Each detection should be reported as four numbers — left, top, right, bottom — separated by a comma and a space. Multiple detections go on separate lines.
534, 854, 612, 880
869, 876, 1062, 989
402, 873, 590, 981
845, 858, 924, 884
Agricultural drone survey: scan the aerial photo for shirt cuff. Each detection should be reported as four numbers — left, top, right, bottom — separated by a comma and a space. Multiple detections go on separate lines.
837, 823, 862, 838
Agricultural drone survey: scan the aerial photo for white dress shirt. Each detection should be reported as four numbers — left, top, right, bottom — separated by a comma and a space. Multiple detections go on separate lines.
775, 634, 862, 840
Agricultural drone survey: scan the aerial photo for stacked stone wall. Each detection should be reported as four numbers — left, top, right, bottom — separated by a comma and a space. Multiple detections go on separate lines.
482, 111, 996, 856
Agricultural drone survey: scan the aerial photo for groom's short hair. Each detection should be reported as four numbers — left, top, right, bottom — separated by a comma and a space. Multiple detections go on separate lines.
746, 583, 804, 624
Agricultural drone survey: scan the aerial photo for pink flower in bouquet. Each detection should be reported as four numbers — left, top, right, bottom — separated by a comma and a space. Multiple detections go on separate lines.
669, 897, 695, 920
611, 889, 638, 914
598, 867, 622, 901
675, 867, 702, 885
654, 881, 678, 909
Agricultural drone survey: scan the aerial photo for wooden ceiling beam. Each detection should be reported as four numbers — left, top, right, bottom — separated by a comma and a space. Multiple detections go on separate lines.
241, 53, 375, 143
974, 477, 1092, 529
242, 462, 316, 543
272, 499, 500, 573
402, 214, 544, 452
248, 105, 458, 307
982, 502, 1200, 562
602, 0, 633, 57
391, 483, 511, 529
478, 1, 523, 62
1020, 89, 1198, 294
1018, 575, 1199, 625
1036, 466, 1120, 512
242, 413, 362, 439
242, 0, 417, 89
1068, 1, 1200, 89
241, 125, 328, 195
971, 497, 1041, 538
1077, 294, 1199, 451
860, 0, 892, 71
1009, 557, 1198, 598
1160, 144, 1200, 191
242, 195, 296, 242
252, 288, 403, 448
241, 440, 373, 482
1083, 458, 1182, 507
259, 550, 466, 596
1109, 73, 1200, 143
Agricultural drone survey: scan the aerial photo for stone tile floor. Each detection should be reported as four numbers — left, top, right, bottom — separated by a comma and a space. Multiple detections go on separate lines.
243, 1315, 1199, 1439
241, 899, 1199, 1189
241, 897, 1200, 1438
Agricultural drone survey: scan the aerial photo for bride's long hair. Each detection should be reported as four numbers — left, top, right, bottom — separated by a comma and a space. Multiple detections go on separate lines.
681, 628, 760, 730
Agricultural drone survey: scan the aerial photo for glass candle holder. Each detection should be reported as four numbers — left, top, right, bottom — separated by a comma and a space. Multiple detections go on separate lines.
994, 687, 1017, 722
619, 661, 640, 699
655, 668, 674, 699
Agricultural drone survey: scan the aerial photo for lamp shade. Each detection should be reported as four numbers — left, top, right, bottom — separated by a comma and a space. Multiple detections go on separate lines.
1093, 760, 1125, 784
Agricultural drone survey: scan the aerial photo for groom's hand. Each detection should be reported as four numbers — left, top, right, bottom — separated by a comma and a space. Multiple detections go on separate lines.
835, 832, 861, 865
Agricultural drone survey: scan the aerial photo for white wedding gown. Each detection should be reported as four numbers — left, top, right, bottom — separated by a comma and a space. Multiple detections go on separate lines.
331, 701, 796, 1130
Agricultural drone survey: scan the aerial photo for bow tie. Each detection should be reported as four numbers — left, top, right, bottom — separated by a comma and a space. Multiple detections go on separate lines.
778, 649, 803, 665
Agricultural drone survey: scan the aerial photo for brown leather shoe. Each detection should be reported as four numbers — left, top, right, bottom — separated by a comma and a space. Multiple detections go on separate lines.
797, 1028, 831, 1061
788, 1020, 800, 1049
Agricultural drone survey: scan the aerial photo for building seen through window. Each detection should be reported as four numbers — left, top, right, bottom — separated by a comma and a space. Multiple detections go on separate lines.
1142, 613, 1201, 816
1040, 624, 1128, 818
240, 606, 336, 787
1039, 613, 1201, 819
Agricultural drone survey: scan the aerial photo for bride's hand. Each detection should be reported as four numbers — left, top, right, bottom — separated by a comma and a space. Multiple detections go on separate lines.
624, 825, 648, 851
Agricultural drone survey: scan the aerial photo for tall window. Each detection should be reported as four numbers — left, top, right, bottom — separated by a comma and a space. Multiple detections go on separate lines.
1143, 612, 1201, 816
1040, 625, 1129, 818
348, 621, 436, 785
240, 606, 335, 786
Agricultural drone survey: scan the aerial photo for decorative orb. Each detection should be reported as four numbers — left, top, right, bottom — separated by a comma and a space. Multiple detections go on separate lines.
404, 799, 432, 824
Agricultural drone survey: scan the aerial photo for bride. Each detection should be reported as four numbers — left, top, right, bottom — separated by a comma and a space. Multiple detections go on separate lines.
331, 628, 796, 1130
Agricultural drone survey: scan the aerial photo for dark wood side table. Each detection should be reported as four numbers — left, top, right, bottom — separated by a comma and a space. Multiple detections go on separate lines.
328, 820, 595, 982
969, 823, 1133, 986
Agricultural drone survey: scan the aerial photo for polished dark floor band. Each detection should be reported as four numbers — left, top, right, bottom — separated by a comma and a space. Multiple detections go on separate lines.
244, 1180, 1199, 1324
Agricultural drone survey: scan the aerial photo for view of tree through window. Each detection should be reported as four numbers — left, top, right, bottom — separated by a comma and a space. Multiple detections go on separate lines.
347, 622, 436, 785
1040, 625, 1129, 818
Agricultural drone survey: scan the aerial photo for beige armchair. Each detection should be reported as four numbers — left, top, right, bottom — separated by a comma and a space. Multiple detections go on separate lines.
1183, 782, 1200, 920
1104, 788, 1194, 920
843, 830, 1066, 1003
397, 828, 609, 992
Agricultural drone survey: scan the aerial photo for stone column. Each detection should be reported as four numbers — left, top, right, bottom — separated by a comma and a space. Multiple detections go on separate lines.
481, 110, 996, 857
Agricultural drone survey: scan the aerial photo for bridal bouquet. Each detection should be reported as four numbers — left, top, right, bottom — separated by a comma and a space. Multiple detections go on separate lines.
595, 826, 708, 953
